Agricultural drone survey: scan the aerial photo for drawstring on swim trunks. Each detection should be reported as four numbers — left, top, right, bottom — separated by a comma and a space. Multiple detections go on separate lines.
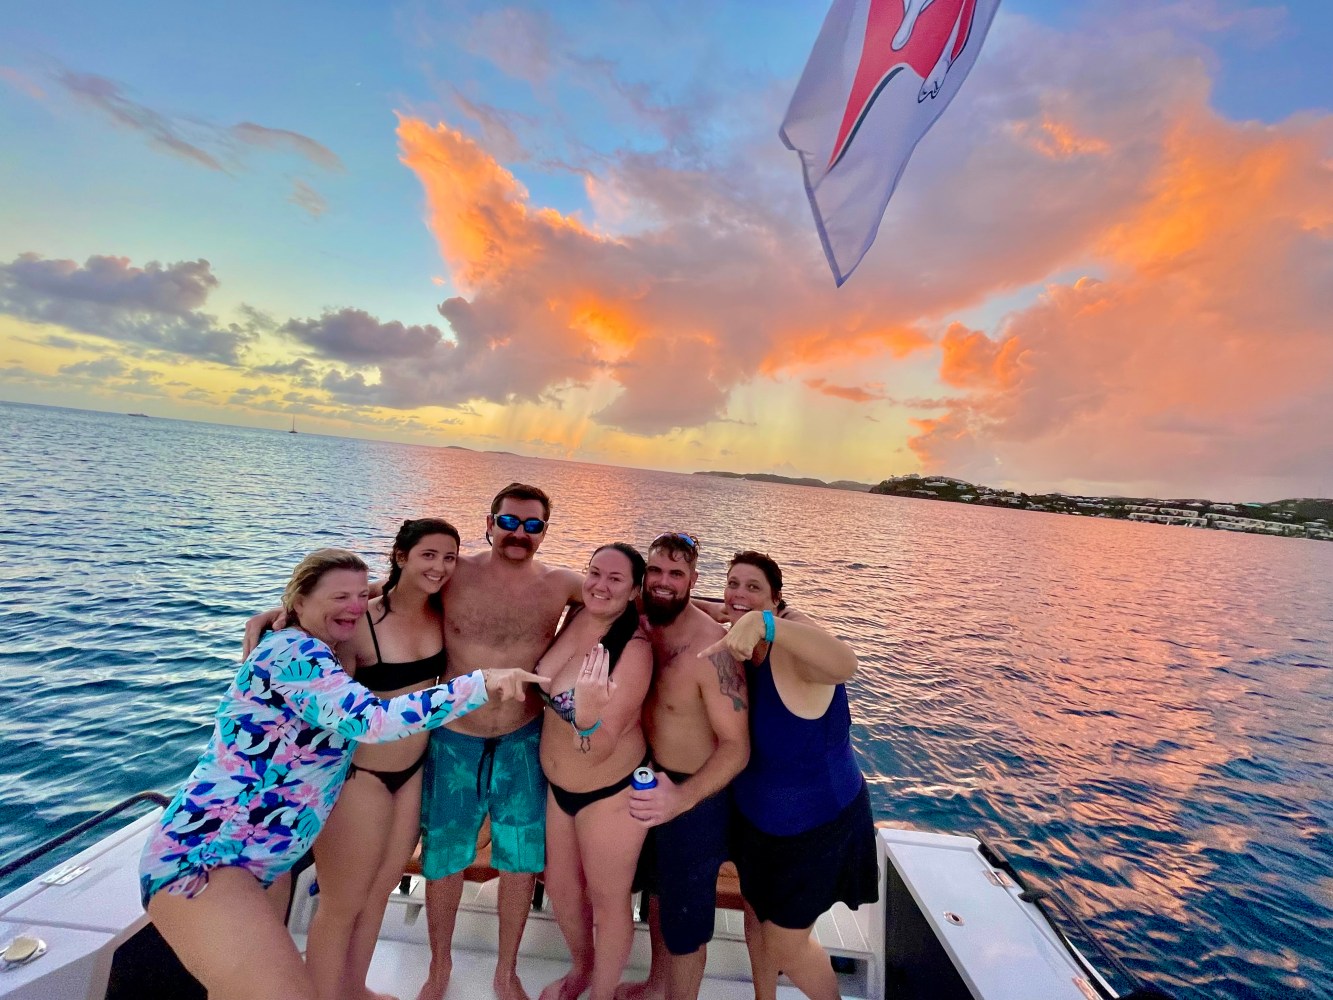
477, 737, 500, 797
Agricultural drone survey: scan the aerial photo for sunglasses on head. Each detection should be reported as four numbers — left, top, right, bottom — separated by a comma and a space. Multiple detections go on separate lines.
494, 513, 547, 534
652, 531, 698, 548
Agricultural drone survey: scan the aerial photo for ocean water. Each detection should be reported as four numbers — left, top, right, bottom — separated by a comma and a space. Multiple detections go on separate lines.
1, 400, 1330, 999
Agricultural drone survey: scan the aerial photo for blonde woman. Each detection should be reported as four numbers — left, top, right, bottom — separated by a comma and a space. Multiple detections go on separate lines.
140, 548, 546, 1000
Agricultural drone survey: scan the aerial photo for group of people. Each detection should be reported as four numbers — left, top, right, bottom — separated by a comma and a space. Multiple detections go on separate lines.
138, 483, 878, 1000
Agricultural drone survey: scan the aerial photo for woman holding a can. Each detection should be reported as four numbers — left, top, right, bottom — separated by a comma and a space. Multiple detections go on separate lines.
534, 542, 653, 1000
701, 549, 878, 1000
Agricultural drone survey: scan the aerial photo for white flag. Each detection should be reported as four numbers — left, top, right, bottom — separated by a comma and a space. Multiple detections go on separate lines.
781, 0, 1001, 286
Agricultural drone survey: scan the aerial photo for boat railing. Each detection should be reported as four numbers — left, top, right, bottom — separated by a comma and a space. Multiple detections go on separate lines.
975, 832, 1175, 1000
0, 791, 169, 882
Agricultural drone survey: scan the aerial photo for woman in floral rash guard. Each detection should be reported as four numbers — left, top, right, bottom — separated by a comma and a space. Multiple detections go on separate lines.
139, 548, 546, 1000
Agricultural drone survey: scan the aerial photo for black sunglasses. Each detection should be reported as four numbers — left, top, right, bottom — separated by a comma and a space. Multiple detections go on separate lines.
494, 513, 547, 534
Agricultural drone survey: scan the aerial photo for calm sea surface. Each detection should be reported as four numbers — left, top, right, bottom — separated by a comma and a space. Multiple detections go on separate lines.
1, 401, 1330, 999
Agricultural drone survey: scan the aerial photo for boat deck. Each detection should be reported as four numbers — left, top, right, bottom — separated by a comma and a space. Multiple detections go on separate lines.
356, 940, 809, 1000
289, 870, 877, 999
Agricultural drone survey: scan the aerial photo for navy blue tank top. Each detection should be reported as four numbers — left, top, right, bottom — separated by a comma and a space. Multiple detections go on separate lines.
731, 647, 864, 837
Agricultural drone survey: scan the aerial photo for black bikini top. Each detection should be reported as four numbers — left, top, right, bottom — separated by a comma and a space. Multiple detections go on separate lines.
355, 612, 448, 694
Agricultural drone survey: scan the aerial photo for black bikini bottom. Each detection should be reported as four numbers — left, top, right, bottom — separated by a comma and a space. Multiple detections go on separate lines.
348, 752, 427, 795
550, 753, 651, 817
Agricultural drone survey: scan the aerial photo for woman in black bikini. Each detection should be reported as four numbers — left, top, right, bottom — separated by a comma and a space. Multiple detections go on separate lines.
305, 518, 459, 1000
535, 543, 652, 1000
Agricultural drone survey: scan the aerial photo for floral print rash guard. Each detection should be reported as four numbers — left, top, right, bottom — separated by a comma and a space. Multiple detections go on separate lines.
139, 628, 487, 905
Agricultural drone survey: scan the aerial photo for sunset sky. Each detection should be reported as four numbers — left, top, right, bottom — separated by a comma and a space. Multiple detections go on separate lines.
2, 0, 1330, 500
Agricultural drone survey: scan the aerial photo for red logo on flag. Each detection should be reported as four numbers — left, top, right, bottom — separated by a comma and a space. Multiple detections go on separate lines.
828, 0, 979, 170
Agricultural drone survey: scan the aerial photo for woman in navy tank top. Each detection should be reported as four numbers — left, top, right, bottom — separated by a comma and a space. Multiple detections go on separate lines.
705, 550, 879, 1000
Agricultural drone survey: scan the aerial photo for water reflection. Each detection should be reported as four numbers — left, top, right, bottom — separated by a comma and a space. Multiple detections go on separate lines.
0, 403, 1330, 1000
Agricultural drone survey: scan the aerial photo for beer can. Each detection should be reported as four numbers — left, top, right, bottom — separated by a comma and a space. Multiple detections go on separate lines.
631, 766, 657, 790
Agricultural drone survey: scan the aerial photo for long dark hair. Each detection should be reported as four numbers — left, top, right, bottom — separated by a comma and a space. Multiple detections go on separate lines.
589, 542, 646, 671
380, 518, 461, 616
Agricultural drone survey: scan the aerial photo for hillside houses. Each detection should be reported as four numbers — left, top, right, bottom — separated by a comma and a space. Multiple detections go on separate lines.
869, 475, 1332, 542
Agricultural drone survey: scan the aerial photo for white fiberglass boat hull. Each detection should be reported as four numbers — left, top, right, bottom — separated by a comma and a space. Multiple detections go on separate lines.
0, 809, 1118, 999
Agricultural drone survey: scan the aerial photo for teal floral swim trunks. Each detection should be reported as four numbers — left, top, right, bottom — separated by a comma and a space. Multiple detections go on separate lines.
419, 716, 546, 877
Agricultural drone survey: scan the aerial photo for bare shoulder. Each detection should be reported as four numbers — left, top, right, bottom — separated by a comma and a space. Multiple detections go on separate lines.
454, 551, 488, 575
621, 631, 653, 665
510, 559, 582, 605
779, 605, 818, 625
688, 610, 731, 675
338, 615, 376, 671
544, 562, 582, 583
689, 605, 727, 644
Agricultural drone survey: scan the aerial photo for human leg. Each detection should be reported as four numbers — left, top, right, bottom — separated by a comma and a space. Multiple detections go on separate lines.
614, 832, 665, 1000
496, 871, 539, 1000
758, 922, 839, 1000
732, 786, 879, 1000
147, 866, 313, 1000
307, 773, 395, 1000
266, 870, 294, 924
344, 769, 427, 1000
664, 948, 708, 1000
538, 790, 591, 1000
652, 791, 731, 1000
613, 894, 667, 1000
742, 901, 779, 1000
574, 788, 647, 1000
488, 719, 548, 1000
415, 874, 465, 1000
417, 727, 488, 1000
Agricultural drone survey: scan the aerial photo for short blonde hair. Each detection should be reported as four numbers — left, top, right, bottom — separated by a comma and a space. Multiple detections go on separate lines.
282, 548, 369, 626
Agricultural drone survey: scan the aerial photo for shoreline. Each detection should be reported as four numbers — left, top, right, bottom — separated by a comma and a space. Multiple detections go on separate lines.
695, 471, 1333, 543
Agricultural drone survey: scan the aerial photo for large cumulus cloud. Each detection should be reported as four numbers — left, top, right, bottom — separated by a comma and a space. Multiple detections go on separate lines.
391, 117, 939, 433
387, 2, 1332, 493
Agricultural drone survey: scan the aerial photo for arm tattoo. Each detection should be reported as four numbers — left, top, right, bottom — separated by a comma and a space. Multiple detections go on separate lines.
710, 651, 747, 712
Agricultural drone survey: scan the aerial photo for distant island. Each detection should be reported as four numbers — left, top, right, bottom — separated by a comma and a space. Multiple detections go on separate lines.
869, 475, 1333, 542
695, 470, 1332, 542
695, 471, 873, 491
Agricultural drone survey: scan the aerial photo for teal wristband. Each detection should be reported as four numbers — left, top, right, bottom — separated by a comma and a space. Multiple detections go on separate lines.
576, 719, 602, 738
762, 609, 776, 643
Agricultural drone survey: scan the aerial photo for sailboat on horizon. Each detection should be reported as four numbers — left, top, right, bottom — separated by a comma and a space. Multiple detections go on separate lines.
288, 416, 298, 434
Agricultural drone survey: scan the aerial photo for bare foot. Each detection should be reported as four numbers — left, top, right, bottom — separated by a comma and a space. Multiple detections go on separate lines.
613, 980, 665, 1000
494, 968, 533, 1000
414, 962, 452, 1000
537, 971, 590, 1000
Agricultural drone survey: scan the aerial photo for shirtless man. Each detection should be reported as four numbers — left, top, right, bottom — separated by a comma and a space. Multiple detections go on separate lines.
242, 484, 580, 1000
621, 532, 749, 1000
415, 483, 583, 1000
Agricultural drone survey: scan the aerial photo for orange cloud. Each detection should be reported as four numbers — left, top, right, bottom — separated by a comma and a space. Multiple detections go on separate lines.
762, 324, 930, 376
938, 321, 1028, 390
910, 104, 1333, 497
1011, 115, 1110, 159
398, 117, 599, 290
803, 378, 885, 403
393, 114, 936, 436
1105, 114, 1333, 272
